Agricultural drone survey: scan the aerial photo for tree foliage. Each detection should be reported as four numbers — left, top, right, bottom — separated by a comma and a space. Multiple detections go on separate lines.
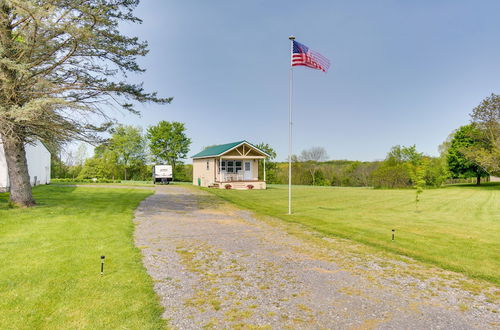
78, 125, 145, 180
108, 125, 145, 180
447, 125, 488, 184
384, 145, 423, 167
78, 150, 120, 180
0, 0, 170, 206
256, 142, 277, 182
371, 145, 421, 188
56, 121, 195, 182
464, 94, 500, 175
256, 142, 277, 160
146, 121, 191, 171
424, 156, 449, 187
370, 162, 411, 188
412, 160, 428, 211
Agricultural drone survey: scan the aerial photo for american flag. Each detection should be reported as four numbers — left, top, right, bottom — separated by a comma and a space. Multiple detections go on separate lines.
291, 40, 330, 72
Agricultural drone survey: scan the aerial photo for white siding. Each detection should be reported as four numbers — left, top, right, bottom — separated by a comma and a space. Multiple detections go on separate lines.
25, 141, 51, 186
0, 139, 51, 191
0, 142, 8, 191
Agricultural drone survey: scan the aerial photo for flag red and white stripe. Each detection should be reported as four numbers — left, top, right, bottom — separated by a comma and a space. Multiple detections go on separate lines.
291, 40, 330, 72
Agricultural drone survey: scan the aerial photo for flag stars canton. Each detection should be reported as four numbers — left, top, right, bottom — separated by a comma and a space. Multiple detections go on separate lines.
293, 41, 309, 54
291, 40, 330, 73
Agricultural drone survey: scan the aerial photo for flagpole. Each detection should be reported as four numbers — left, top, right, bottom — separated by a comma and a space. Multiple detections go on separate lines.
288, 35, 295, 215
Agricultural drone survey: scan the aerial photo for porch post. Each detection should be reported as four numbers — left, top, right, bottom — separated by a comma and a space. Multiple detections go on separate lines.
263, 158, 266, 182
219, 157, 222, 183
215, 158, 218, 182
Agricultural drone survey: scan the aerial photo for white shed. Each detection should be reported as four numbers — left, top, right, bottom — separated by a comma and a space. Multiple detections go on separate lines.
0, 139, 51, 192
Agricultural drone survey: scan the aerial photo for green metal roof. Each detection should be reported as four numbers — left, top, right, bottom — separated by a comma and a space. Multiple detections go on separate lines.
192, 140, 269, 158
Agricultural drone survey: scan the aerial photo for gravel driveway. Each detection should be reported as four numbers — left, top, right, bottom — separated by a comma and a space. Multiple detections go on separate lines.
134, 185, 499, 329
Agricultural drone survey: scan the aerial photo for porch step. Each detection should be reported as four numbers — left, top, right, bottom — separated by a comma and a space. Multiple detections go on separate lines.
231, 182, 249, 189
208, 183, 220, 188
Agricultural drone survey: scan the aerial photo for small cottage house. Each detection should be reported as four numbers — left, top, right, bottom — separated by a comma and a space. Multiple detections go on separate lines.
192, 140, 269, 189
0, 139, 51, 192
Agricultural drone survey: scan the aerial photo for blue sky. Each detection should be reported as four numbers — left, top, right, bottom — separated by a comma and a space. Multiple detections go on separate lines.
115, 0, 500, 162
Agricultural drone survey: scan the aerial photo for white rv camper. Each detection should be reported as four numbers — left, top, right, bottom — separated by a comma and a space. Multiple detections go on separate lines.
0, 139, 51, 192
152, 165, 173, 184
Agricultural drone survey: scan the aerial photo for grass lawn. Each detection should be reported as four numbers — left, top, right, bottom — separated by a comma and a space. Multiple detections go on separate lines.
0, 185, 165, 329
50, 180, 191, 187
205, 183, 500, 284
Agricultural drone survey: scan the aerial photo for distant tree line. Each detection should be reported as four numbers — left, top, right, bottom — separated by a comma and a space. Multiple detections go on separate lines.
261, 94, 499, 188
261, 145, 448, 188
52, 94, 498, 188
53, 121, 192, 182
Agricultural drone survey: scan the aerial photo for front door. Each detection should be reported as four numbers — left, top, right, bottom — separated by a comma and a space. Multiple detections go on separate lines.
244, 161, 252, 180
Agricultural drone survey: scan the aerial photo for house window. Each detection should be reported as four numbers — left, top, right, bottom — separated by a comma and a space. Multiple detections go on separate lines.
221, 160, 243, 173
227, 161, 234, 173
207, 161, 209, 170
245, 162, 250, 171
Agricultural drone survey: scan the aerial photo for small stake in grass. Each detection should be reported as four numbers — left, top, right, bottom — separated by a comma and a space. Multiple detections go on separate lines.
101, 256, 105, 275
392, 229, 395, 241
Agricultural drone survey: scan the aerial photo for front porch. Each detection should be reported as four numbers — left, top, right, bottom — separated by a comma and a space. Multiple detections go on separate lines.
213, 158, 267, 189
210, 180, 266, 190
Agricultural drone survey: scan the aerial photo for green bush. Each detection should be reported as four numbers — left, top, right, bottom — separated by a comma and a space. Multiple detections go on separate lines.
371, 163, 412, 188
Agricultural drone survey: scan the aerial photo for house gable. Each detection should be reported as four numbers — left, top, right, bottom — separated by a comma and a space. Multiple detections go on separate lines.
192, 140, 269, 159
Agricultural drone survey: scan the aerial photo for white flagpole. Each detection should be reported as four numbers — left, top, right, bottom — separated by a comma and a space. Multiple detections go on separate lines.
288, 35, 295, 215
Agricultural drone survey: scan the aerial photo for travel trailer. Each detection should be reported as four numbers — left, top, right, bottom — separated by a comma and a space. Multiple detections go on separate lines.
152, 165, 173, 184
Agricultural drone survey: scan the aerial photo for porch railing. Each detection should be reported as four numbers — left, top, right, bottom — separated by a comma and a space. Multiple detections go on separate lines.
219, 172, 244, 182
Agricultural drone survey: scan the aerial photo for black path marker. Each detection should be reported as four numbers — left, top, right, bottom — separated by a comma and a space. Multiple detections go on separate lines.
101, 256, 105, 275
392, 229, 395, 241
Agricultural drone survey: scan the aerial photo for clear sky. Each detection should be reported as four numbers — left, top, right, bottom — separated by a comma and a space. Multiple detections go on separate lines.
114, 0, 500, 162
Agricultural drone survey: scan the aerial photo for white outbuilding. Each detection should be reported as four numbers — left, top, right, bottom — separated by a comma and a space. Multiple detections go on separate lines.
0, 139, 51, 192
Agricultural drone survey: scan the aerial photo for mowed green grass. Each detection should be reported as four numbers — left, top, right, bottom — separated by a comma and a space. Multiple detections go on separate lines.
0, 186, 165, 329
206, 183, 500, 284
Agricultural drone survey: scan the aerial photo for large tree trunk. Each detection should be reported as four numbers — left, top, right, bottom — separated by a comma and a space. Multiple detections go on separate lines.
476, 175, 481, 185
2, 136, 35, 207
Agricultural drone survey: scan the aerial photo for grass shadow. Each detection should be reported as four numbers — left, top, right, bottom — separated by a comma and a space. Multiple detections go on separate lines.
443, 182, 500, 190
0, 192, 12, 210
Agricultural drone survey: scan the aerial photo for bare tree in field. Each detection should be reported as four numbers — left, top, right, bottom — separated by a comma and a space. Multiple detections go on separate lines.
300, 147, 329, 185
300, 147, 329, 163
0, 1, 171, 206
74, 143, 89, 167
